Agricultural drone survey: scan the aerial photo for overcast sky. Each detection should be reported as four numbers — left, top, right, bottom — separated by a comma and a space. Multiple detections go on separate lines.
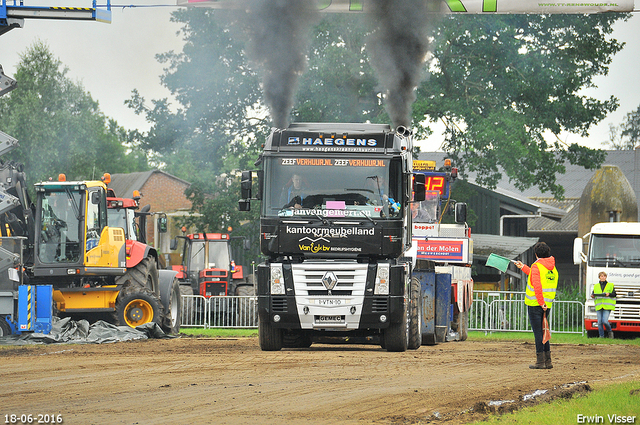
1, 5, 638, 152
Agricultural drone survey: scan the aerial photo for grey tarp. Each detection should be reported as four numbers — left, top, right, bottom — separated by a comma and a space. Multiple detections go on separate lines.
0, 317, 173, 345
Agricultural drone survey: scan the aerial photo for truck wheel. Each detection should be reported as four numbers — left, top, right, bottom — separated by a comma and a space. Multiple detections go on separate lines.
115, 286, 163, 328
459, 310, 468, 341
259, 316, 282, 351
160, 277, 181, 334
384, 299, 408, 352
0, 316, 11, 336
408, 277, 422, 350
235, 284, 256, 327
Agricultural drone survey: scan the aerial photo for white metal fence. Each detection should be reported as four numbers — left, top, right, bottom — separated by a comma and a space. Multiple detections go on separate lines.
181, 295, 258, 328
470, 291, 584, 334
179, 291, 585, 334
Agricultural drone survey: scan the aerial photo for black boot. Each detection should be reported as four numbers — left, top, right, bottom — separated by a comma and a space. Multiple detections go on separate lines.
608, 331, 614, 339
544, 351, 553, 369
529, 352, 546, 369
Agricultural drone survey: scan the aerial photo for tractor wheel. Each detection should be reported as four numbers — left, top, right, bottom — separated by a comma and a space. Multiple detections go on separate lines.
235, 283, 256, 327
115, 286, 163, 328
115, 257, 159, 292
161, 277, 181, 335
0, 316, 11, 336
384, 298, 409, 352
408, 277, 422, 350
259, 315, 282, 351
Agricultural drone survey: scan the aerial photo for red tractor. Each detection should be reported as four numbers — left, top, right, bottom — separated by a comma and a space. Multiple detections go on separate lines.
170, 231, 254, 325
104, 176, 181, 333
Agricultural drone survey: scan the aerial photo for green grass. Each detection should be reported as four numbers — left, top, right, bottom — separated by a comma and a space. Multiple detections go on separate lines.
179, 327, 258, 338
471, 380, 640, 424
467, 331, 640, 346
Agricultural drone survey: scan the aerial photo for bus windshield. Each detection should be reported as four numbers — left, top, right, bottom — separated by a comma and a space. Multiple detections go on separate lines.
262, 156, 403, 219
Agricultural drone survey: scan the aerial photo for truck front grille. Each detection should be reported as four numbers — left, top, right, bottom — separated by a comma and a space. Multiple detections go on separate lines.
271, 297, 288, 313
371, 298, 388, 313
291, 261, 368, 297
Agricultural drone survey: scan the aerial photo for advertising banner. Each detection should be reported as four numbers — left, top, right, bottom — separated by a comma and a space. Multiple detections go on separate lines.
277, 223, 382, 255
177, 0, 635, 14
416, 238, 470, 263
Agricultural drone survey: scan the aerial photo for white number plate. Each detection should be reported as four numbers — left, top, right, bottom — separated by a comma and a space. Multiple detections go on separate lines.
317, 298, 342, 306
315, 315, 345, 324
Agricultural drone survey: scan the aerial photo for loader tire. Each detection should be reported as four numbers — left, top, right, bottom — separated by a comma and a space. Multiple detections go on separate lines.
0, 316, 11, 336
259, 316, 282, 351
115, 286, 163, 329
408, 277, 422, 350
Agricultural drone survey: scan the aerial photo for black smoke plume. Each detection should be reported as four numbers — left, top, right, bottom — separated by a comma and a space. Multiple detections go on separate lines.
238, 0, 319, 129
366, 0, 441, 128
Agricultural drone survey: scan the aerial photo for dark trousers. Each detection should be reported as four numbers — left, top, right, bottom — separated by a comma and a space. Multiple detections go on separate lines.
528, 305, 551, 353
597, 309, 612, 337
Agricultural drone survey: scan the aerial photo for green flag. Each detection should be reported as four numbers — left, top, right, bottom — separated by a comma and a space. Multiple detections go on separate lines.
486, 253, 512, 273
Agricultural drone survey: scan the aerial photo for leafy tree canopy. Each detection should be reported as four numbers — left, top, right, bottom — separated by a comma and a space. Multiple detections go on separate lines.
415, 13, 627, 197
606, 104, 640, 149
0, 41, 148, 185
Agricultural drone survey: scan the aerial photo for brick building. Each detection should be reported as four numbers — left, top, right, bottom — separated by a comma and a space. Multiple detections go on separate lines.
109, 170, 193, 255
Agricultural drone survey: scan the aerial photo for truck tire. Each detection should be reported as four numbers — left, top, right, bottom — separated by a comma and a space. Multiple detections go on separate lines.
259, 316, 282, 351
384, 299, 408, 352
115, 286, 163, 328
408, 277, 422, 350
160, 276, 181, 334
0, 316, 11, 336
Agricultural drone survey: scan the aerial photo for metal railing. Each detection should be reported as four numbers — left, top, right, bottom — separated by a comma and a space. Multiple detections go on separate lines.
180, 295, 258, 329
179, 291, 585, 334
470, 290, 584, 334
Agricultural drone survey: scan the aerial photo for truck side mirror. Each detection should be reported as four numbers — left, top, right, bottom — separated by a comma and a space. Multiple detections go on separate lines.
573, 237, 585, 265
455, 203, 467, 223
91, 191, 101, 205
243, 238, 251, 250
157, 216, 167, 233
170, 238, 178, 251
241, 170, 252, 200
238, 200, 251, 212
412, 173, 426, 202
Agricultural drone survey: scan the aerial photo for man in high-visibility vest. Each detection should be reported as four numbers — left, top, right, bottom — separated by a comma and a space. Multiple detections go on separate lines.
591, 271, 617, 339
515, 241, 558, 370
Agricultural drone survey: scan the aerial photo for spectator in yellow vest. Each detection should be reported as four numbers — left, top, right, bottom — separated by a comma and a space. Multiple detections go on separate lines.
514, 241, 558, 370
591, 271, 617, 339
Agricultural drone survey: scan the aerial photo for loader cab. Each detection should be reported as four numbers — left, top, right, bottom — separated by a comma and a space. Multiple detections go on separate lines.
32, 180, 126, 281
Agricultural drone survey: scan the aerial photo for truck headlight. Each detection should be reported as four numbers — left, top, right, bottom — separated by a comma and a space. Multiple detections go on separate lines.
375, 264, 390, 295
270, 264, 285, 295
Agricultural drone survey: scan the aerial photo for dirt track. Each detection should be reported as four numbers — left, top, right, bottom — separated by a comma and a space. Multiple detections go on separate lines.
1, 337, 639, 425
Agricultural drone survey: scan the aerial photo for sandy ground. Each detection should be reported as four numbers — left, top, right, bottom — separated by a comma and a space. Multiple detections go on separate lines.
1, 337, 639, 425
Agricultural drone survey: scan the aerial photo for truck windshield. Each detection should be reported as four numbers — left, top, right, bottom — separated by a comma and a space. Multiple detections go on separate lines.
589, 234, 640, 267
263, 156, 403, 219
107, 209, 137, 241
38, 190, 82, 264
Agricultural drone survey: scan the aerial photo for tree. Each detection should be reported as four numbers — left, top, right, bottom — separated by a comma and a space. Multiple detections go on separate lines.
606, 105, 640, 149
0, 41, 148, 184
414, 13, 627, 197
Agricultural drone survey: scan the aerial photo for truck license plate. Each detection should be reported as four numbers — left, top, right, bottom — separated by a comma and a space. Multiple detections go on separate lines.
317, 299, 342, 305
315, 315, 345, 324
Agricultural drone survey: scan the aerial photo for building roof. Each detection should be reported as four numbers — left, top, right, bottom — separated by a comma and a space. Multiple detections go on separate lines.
473, 234, 539, 259
528, 197, 580, 234
109, 170, 191, 199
